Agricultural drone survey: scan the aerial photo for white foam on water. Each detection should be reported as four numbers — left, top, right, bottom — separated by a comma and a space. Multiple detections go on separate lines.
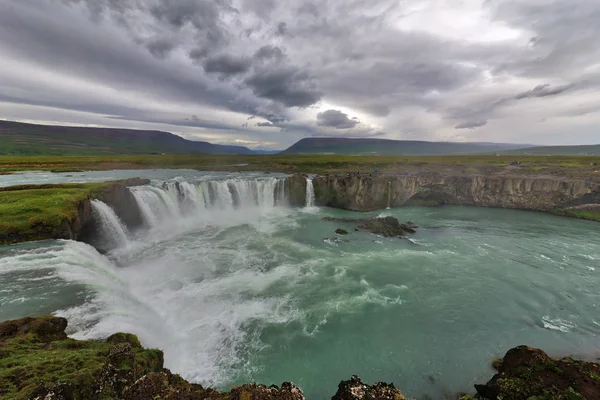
51, 238, 304, 387
541, 316, 576, 333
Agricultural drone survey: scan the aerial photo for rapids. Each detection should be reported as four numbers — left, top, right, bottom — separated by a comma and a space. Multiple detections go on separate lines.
1, 170, 600, 399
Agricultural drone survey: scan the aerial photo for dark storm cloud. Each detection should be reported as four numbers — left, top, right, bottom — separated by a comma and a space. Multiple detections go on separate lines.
316, 110, 360, 129
245, 66, 322, 108
276, 22, 287, 36
256, 122, 275, 127
203, 54, 251, 76
515, 84, 573, 100
145, 37, 177, 59
253, 45, 287, 62
455, 120, 488, 130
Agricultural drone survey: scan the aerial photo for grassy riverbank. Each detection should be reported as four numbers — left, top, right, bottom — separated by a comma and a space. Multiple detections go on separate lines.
0, 183, 111, 237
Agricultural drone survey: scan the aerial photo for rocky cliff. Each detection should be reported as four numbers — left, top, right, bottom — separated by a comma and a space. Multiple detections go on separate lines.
309, 173, 600, 213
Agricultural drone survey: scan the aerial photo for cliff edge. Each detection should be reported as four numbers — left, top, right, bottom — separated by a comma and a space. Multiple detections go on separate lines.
310, 173, 600, 216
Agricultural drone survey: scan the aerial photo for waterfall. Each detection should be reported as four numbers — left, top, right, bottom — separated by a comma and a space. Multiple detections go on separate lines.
387, 181, 392, 210
91, 200, 130, 247
129, 177, 289, 227
305, 177, 316, 208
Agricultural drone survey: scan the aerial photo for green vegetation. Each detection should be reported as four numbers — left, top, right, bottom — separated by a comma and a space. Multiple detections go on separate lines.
0, 154, 599, 175
502, 144, 600, 156
0, 317, 163, 400
0, 182, 112, 241
554, 209, 600, 222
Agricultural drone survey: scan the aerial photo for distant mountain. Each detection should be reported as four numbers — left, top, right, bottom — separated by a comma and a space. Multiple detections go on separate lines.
0, 120, 253, 156
280, 137, 534, 156
501, 144, 600, 156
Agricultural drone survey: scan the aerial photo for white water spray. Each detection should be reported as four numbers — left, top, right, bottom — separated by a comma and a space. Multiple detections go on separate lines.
387, 181, 392, 210
305, 177, 316, 208
91, 200, 130, 247
131, 177, 289, 228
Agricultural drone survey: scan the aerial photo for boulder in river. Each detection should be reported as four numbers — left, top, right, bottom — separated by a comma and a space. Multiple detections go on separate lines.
323, 216, 417, 238
335, 228, 349, 235
358, 216, 416, 237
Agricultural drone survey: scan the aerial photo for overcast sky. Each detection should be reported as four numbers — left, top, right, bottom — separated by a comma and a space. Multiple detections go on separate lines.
1, 0, 599, 149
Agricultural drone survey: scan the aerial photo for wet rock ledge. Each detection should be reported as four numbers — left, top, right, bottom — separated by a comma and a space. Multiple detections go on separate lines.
2, 317, 600, 399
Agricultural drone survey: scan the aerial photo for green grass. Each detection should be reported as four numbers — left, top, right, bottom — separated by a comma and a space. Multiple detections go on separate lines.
0, 154, 598, 175
0, 323, 162, 399
0, 183, 113, 241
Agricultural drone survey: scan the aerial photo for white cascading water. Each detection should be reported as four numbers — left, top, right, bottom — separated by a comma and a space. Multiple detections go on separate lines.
90, 200, 130, 247
131, 177, 288, 228
305, 177, 316, 208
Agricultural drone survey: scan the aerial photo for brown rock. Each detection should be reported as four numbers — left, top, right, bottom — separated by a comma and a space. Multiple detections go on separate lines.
474, 345, 600, 399
332, 375, 407, 400
0, 316, 67, 342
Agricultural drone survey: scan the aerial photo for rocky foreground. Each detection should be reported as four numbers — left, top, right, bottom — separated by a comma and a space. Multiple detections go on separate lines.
1, 317, 600, 400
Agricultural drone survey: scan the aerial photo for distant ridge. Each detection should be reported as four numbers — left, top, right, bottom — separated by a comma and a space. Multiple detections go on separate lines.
281, 137, 534, 156
501, 144, 600, 156
0, 120, 253, 155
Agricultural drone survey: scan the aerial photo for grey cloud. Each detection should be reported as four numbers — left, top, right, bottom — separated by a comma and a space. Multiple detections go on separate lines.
361, 103, 391, 117
202, 54, 250, 76
297, 3, 319, 17
145, 37, 176, 59
253, 45, 287, 62
256, 122, 275, 127
515, 84, 573, 99
455, 120, 488, 130
276, 22, 287, 36
316, 110, 360, 129
245, 66, 322, 108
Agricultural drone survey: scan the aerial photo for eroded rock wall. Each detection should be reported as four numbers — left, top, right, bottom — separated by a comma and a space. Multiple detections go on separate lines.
310, 174, 600, 212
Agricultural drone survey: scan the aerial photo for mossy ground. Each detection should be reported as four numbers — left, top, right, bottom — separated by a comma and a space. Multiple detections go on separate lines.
0, 329, 161, 400
0, 183, 112, 238
556, 209, 600, 222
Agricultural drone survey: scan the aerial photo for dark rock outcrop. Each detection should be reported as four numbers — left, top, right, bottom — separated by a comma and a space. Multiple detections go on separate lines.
332, 375, 407, 400
288, 174, 308, 207
358, 217, 416, 237
324, 216, 417, 237
91, 178, 149, 230
335, 228, 349, 235
474, 346, 600, 399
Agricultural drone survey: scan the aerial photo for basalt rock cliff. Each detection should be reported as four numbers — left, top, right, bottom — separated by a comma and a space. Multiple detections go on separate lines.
309, 174, 600, 213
